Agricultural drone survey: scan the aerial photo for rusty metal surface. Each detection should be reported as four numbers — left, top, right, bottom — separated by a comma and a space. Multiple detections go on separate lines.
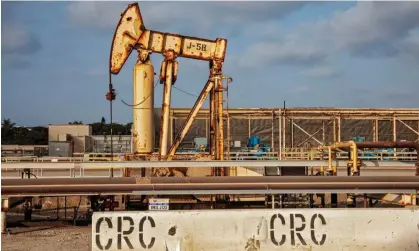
4, 176, 419, 185
3, 183, 418, 196
110, 3, 144, 74
132, 59, 155, 154
138, 31, 227, 62
3, 176, 419, 196
209, 86, 216, 159
216, 76, 224, 162
158, 60, 174, 160
167, 81, 215, 158
171, 107, 419, 117
92, 208, 419, 251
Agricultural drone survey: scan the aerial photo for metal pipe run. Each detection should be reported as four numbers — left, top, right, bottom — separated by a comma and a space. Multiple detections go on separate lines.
317, 141, 359, 173
3, 176, 419, 186
2, 183, 418, 196
355, 141, 419, 151
2, 176, 419, 196
355, 141, 419, 175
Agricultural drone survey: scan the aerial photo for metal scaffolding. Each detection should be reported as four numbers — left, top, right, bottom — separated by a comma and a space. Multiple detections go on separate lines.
169, 107, 419, 155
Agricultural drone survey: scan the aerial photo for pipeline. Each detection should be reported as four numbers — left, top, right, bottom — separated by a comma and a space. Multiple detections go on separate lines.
355, 141, 419, 176
2, 176, 419, 196
3, 176, 419, 185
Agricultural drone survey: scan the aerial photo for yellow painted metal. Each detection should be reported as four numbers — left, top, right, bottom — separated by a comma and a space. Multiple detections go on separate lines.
132, 59, 155, 154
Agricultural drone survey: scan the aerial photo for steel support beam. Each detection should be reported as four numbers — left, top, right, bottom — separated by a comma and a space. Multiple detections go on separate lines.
167, 80, 214, 159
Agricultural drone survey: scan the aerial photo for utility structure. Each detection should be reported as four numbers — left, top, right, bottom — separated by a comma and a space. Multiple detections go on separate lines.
108, 3, 228, 167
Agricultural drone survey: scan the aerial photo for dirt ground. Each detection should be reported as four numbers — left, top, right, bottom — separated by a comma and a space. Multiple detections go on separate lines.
1, 213, 92, 251
2, 226, 91, 251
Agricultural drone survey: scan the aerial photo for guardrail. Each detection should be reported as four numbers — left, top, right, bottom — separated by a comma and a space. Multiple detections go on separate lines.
1, 160, 417, 179
1, 150, 417, 162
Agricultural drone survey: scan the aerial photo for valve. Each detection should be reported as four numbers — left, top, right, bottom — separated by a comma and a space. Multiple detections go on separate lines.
106, 89, 117, 101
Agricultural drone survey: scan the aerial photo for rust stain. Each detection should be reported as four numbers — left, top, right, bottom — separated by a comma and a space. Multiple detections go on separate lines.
245, 236, 260, 251
135, 178, 151, 184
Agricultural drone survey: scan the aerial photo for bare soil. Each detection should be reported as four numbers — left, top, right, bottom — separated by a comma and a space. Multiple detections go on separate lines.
1, 214, 91, 251
2, 224, 91, 251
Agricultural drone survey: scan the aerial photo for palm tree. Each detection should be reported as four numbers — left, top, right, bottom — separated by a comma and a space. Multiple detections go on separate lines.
2, 119, 16, 143
2, 118, 15, 129
100, 117, 106, 133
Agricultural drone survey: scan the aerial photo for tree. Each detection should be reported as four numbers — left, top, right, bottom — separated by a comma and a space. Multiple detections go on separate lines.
2, 119, 16, 144
2, 116, 135, 145
68, 121, 83, 125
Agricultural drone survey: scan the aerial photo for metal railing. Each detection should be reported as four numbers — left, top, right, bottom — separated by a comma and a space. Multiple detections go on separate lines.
1, 149, 417, 163
1, 159, 416, 180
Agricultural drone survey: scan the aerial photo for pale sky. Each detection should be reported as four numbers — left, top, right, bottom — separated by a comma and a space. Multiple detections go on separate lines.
2, 1, 419, 126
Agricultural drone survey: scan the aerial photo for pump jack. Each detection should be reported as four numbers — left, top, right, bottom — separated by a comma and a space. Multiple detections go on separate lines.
108, 3, 228, 176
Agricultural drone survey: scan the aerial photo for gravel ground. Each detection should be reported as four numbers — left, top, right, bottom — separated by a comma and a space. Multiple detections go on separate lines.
1, 213, 92, 251
2, 226, 91, 251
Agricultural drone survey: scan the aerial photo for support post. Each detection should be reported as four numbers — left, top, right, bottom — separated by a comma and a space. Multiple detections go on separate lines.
1, 198, 8, 234
169, 116, 173, 146
216, 76, 224, 161
209, 87, 216, 158
248, 115, 251, 138
271, 110, 275, 151
393, 116, 397, 159
373, 119, 379, 142
278, 110, 282, 160
291, 117, 294, 148
282, 112, 286, 151
158, 51, 177, 159
167, 81, 215, 158
337, 116, 341, 142
333, 118, 336, 143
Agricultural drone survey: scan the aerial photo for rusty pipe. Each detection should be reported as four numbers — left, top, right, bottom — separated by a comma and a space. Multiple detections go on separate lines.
209, 86, 216, 159
356, 141, 419, 176
3, 181, 419, 196
3, 176, 419, 186
216, 76, 224, 161
159, 53, 177, 159
166, 80, 215, 159
355, 141, 419, 152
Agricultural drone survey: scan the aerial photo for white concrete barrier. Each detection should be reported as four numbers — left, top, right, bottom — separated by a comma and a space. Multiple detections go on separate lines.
92, 208, 419, 251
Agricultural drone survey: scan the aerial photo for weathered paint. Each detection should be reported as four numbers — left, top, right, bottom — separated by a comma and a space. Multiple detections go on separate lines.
1, 198, 8, 234
132, 60, 155, 154
92, 208, 419, 251
110, 3, 227, 75
216, 76, 224, 161
167, 81, 215, 158
110, 3, 144, 74
138, 31, 227, 62
1, 212, 5, 234
158, 60, 173, 159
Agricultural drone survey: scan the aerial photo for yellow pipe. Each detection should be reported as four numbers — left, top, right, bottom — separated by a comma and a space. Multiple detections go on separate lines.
327, 146, 332, 172
314, 141, 359, 174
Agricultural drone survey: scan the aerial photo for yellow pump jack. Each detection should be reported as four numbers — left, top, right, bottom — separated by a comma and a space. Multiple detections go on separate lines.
108, 3, 228, 170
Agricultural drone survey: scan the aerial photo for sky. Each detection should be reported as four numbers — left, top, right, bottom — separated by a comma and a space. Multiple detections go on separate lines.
2, 1, 419, 126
